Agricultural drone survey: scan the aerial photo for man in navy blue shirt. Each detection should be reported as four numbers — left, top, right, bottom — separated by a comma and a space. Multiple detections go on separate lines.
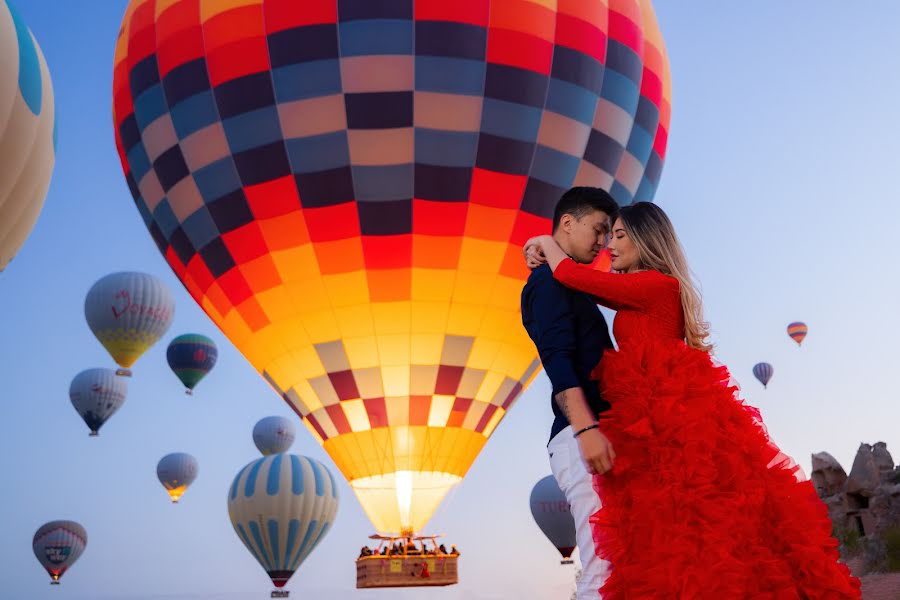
521, 187, 618, 599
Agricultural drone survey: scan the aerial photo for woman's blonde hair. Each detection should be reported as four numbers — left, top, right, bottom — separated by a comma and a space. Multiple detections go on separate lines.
618, 202, 712, 352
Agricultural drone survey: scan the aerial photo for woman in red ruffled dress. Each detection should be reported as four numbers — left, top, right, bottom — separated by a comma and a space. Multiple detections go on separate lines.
524, 202, 860, 599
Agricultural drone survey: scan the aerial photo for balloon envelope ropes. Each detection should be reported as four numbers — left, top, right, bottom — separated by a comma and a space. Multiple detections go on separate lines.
85, 272, 174, 376
69, 368, 128, 436
0, 0, 56, 272
33, 520, 86, 584
113, 0, 671, 537
753, 363, 774, 389
167, 333, 218, 394
530, 475, 576, 564
228, 454, 339, 593
253, 416, 297, 456
157, 452, 198, 503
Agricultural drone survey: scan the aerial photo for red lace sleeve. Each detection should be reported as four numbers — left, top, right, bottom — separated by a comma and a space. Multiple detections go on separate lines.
553, 258, 667, 311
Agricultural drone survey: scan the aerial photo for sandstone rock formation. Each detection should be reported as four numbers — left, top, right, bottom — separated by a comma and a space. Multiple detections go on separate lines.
812, 442, 900, 574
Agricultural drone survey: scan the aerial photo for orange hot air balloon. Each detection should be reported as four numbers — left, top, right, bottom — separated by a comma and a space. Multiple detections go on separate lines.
113, 0, 671, 535
787, 322, 807, 346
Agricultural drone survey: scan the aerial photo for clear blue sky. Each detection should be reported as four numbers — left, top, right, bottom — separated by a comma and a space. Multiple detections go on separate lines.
2, 2, 898, 598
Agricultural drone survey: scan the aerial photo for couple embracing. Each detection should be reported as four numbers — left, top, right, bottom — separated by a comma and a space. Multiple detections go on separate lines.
521, 187, 860, 599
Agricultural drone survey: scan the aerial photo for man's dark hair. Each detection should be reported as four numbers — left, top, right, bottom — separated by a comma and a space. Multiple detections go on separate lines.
551, 187, 619, 232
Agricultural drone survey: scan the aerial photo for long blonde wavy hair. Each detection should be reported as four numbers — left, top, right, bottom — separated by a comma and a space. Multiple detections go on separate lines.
618, 202, 712, 352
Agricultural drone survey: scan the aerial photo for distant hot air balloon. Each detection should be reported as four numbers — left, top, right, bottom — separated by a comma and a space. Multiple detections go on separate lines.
228, 454, 339, 590
114, 0, 671, 536
32, 520, 86, 584
253, 416, 297, 456
530, 475, 576, 565
753, 363, 773, 389
787, 322, 808, 347
84, 272, 174, 376
69, 368, 128, 436
157, 452, 198, 503
0, 0, 56, 272
166, 333, 217, 394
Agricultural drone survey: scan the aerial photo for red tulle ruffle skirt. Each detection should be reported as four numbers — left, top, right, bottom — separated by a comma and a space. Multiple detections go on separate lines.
589, 340, 861, 599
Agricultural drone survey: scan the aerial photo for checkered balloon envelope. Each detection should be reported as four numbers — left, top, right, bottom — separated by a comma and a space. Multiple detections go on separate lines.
113, 0, 671, 536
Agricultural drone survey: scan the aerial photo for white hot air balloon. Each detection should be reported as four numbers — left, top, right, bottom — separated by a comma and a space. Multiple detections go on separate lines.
253, 416, 297, 456
157, 452, 198, 503
228, 454, 339, 591
529, 475, 576, 565
0, 0, 56, 272
84, 271, 174, 376
33, 520, 86, 584
69, 368, 127, 436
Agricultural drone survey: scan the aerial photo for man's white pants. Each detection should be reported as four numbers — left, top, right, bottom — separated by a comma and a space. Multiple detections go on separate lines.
548, 426, 611, 599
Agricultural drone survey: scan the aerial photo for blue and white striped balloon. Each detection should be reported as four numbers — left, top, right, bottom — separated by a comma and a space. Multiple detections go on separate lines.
228, 454, 339, 590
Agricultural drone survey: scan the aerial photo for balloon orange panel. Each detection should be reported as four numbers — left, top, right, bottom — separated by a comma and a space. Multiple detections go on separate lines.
113, 0, 671, 535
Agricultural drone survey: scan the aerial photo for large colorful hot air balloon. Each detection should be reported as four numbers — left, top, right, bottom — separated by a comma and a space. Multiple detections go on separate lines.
228, 454, 339, 589
753, 362, 773, 389
84, 272, 175, 376
530, 475, 576, 565
69, 368, 128, 436
157, 452, 198, 503
253, 416, 297, 456
113, 0, 671, 535
166, 333, 218, 394
32, 520, 86, 584
0, 0, 56, 272
787, 322, 807, 347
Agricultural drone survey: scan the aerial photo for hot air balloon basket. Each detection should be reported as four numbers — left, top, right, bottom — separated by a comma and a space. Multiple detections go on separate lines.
356, 555, 459, 588
270, 591, 289, 598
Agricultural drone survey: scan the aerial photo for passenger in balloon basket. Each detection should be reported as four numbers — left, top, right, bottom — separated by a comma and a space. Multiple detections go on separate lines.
520, 187, 618, 599
522, 199, 861, 598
